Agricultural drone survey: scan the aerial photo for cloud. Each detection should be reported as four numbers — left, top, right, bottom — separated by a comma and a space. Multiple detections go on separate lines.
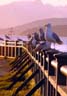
41, 0, 67, 6
0, 0, 35, 5
0, 0, 16, 5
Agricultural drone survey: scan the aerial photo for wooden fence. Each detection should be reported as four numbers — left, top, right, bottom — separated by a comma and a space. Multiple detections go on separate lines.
0, 40, 67, 96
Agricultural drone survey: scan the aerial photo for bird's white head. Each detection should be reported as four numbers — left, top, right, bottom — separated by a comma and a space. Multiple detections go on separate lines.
45, 23, 52, 33
45, 23, 51, 28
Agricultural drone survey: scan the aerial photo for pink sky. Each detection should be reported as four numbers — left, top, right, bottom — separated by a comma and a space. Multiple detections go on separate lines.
0, 0, 67, 6
0, 0, 67, 28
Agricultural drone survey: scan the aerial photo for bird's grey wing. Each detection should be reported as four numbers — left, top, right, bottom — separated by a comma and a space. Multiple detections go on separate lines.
0, 37, 4, 41
52, 32, 62, 44
17, 38, 22, 41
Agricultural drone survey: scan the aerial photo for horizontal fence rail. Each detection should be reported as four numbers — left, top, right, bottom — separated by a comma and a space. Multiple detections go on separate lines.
0, 40, 23, 57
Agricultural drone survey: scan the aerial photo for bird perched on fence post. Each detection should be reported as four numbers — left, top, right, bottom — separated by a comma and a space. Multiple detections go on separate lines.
28, 32, 40, 50
34, 28, 51, 51
39, 28, 45, 41
45, 23, 63, 48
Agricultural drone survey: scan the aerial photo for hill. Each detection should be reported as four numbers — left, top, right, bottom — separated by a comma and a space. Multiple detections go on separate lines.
0, 18, 67, 36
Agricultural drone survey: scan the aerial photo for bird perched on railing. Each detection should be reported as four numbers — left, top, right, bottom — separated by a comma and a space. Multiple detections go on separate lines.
45, 23, 63, 48
27, 32, 40, 52
0, 37, 4, 41
39, 28, 45, 41
33, 32, 40, 41
34, 28, 51, 51
31, 32, 40, 48
5, 35, 10, 40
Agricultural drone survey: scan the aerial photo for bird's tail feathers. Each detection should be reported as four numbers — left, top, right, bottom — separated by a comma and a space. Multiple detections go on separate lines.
58, 40, 63, 44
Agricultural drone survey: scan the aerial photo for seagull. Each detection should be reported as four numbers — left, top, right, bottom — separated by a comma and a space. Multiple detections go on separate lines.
33, 29, 51, 51
45, 23, 63, 48
33, 32, 40, 41
29, 32, 40, 49
5, 35, 10, 40
0, 37, 4, 41
39, 28, 46, 41
17, 38, 23, 41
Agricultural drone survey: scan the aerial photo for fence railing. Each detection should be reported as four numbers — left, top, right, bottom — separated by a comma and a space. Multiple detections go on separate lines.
22, 46, 67, 96
0, 40, 67, 96
0, 40, 23, 57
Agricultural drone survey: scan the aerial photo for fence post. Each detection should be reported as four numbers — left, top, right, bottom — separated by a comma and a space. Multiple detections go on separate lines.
15, 41, 17, 57
4, 40, 6, 57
